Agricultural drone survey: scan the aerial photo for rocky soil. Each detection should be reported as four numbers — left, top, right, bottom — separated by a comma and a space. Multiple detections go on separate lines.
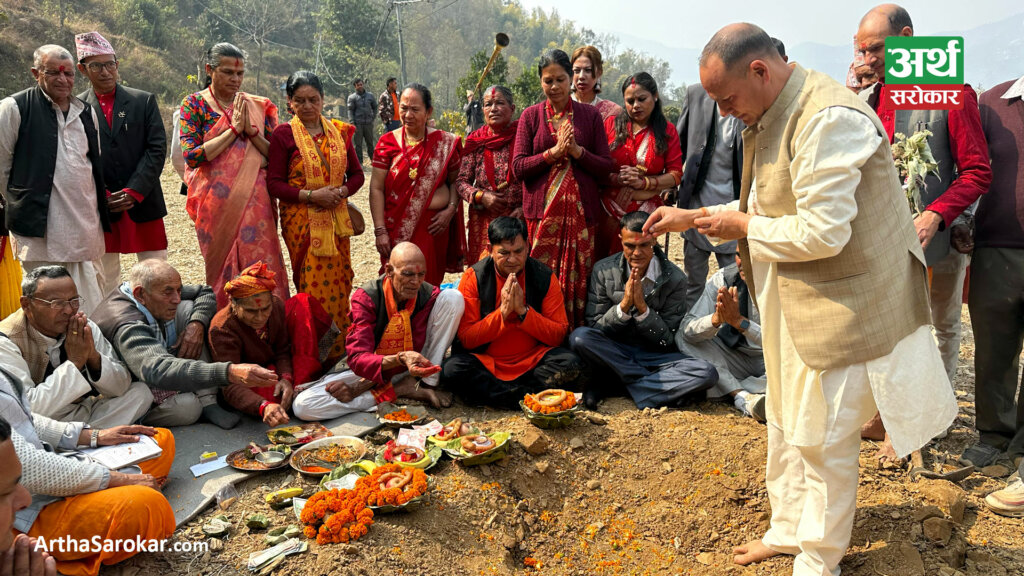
98, 164, 1024, 576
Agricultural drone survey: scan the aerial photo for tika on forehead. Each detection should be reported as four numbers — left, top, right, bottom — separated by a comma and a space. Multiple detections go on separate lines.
490, 87, 497, 99
630, 76, 637, 88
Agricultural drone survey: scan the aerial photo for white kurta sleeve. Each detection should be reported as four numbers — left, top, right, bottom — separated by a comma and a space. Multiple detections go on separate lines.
25, 362, 92, 419
87, 320, 132, 398
0, 97, 20, 200
746, 107, 883, 263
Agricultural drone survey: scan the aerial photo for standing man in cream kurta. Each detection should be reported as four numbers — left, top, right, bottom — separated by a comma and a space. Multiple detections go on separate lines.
645, 24, 956, 576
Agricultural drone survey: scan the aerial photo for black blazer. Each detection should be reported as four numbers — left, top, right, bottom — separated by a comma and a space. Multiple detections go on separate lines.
79, 84, 167, 223
675, 84, 743, 208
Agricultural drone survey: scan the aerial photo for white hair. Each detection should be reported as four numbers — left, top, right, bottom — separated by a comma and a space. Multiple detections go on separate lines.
33, 45, 73, 69
129, 259, 178, 291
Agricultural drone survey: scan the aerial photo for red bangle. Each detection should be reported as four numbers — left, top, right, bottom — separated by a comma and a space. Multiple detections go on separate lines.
259, 401, 270, 417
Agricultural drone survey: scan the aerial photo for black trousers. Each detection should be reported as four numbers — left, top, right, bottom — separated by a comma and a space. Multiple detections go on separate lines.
441, 347, 585, 410
969, 247, 1024, 457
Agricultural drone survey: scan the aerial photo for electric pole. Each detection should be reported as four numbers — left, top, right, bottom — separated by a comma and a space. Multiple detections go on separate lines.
392, 0, 425, 87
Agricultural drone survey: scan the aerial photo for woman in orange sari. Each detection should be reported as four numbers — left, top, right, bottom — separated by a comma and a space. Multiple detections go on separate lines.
369, 83, 464, 286
179, 42, 289, 308
267, 71, 363, 361
512, 49, 615, 327
597, 72, 682, 259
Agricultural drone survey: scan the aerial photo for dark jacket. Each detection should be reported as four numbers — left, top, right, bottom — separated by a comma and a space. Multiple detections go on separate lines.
584, 247, 688, 351
512, 101, 614, 224
676, 84, 742, 254
5, 86, 108, 237
79, 85, 167, 224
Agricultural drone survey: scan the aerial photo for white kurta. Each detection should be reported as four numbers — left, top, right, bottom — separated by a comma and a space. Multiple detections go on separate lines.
708, 107, 957, 457
0, 95, 106, 263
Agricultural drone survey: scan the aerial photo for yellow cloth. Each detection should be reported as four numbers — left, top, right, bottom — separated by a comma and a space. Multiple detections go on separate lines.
0, 237, 21, 319
289, 115, 354, 257
24, 428, 176, 576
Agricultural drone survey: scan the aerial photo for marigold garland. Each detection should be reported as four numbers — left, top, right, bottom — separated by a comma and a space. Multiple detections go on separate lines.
524, 390, 577, 414
299, 488, 375, 544
356, 463, 429, 506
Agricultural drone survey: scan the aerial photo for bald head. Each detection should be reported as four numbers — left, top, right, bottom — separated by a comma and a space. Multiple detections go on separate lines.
387, 243, 428, 302
857, 4, 914, 82
389, 242, 426, 269
700, 23, 786, 74
860, 4, 913, 36
699, 23, 793, 127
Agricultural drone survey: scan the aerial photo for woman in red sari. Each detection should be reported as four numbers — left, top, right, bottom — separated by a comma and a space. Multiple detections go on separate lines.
597, 72, 682, 259
513, 49, 615, 328
369, 83, 464, 286
455, 85, 523, 264
180, 42, 289, 307
268, 70, 363, 362
571, 46, 622, 121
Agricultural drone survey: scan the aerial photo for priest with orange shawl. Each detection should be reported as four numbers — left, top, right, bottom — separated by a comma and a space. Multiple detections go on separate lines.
292, 243, 464, 419
180, 42, 289, 308
1, 335, 174, 576
268, 71, 363, 363
369, 84, 465, 286
441, 217, 585, 409
455, 85, 523, 264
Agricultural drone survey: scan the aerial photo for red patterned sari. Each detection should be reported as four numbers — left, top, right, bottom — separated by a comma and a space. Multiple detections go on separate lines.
597, 116, 683, 259
279, 117, 357, 361
528, 100, 594, 328
457, 122, 521, 264
182, 91, 289, 307
373, 129, 464, 285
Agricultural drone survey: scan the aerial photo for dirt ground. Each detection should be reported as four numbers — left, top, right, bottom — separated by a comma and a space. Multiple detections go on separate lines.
101, 164, 1023, 576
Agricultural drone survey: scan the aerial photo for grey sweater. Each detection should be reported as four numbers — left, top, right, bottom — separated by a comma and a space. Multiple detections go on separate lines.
92, 284, 231, 391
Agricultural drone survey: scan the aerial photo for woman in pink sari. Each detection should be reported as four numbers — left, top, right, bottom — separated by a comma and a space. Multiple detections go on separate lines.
180, 42, 289, 307
369, 83, 464, 286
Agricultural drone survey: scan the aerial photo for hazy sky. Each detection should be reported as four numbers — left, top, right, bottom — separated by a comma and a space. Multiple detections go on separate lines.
518, 0, 1020, 49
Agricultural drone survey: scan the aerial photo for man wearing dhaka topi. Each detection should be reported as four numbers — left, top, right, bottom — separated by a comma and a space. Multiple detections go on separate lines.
644, 24, 956, 576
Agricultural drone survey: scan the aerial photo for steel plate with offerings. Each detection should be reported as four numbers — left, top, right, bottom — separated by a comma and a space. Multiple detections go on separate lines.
227, 442, 292, 471
290, 436, 366, 476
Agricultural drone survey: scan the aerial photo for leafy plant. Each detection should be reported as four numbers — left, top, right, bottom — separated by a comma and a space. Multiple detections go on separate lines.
892, 130, 940, 216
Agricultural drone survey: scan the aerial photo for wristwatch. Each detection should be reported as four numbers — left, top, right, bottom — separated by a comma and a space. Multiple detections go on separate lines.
518, 306, 529, 322
739, 319, 750, 332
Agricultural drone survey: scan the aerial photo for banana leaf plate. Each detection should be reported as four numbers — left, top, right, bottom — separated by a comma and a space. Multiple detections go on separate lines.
520, 401, 581, 429
442, 432, 512, 466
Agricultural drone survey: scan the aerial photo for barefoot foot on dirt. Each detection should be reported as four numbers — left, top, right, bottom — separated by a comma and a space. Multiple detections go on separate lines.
394, 377, 453, 408
861, 412, 885, 441
875, 433, 905, 467
733, 540, 780, 566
